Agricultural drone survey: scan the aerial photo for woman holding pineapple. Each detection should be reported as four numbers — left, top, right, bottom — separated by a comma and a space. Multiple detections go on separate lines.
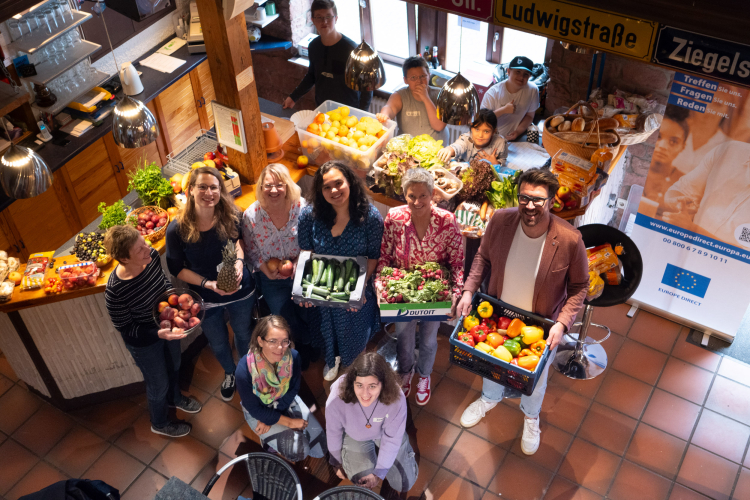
166, 166, 256, 401
298, 162, 384, 381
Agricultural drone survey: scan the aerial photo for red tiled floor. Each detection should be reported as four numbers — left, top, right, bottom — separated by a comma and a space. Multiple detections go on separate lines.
45, 426, 110, 478
0, 355, 19, 382
732, 467, 750, 500
431, 336, 453, 375
423, 376, 480, 422
190, 349, 227, 394
577, 402, 638, 456
601, 331, 626, 367
121, 468, 168, 500
718, 357, 750, 387
594, 370, 652, 419
444, 364, 484, 392
544, 475, 603, 500
190, 452, 249, 500
691, 409, 750, 464
625, 423, 687, 479
591, 303, 637, 337
406, 458, 439, 499
150, 435, 216, 484
705, 376, 750, 423
607, 460, 672, 500
71, 399, 144, 441
641, 389, 701, 441
611, 339, 669, 385
677, 445, 739, 500
5, 461, 68, 500
410, 410, 461, 464
509, 420, 574, 472
466, 400, 524, 449
557, 437, 620, 495
424, 468, 484, 500
83, 446, 145, 492
627, 311, 681, 354
114, 412, 171, 464
187, 397, 244, 449
0, 439, 39, 495
668, 484, 714, 500
0, 374, 13, 397
540, 383, 592, 434
12, 403, 75, 456
443, 431, 506, 488
657, 357, 714, 404
218, 425, 262, 459
0, 385, 42, 435
548, 369, 605, 400
487, 452, 553, 499
671, 330, 721, 372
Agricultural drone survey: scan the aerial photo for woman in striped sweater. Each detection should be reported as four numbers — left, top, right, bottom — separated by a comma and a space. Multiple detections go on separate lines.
104, 225, 202, 438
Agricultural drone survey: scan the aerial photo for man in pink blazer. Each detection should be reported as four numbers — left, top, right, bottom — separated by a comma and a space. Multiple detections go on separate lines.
457, 168, 589, 455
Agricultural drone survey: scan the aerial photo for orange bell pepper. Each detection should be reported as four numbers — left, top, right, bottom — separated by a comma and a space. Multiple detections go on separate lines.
517, 355, 540, 371
519, 349, 534, 357
486, 332, 504, 349
530, 341, 546, 356
506, 318, 525, 338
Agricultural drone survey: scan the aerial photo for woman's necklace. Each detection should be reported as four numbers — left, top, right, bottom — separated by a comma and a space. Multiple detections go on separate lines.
358, 399, 379, 429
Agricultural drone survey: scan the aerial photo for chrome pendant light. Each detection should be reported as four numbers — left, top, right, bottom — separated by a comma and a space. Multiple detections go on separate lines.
436, 17, 479, 125
112, 95, 159, 148
345, 41, 386, 91
0, 142, 53, 199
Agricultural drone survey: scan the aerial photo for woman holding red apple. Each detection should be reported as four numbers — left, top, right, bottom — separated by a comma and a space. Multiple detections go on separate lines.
166, 166, 256, 402
241, 164, 316, 368
105, 225, 202, 439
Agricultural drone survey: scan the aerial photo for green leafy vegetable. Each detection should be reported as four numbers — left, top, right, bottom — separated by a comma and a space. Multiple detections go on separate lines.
127, 158, 174, 209
379, 262, 451, 303
97, 200, 134, 231
485, 170, 521, 209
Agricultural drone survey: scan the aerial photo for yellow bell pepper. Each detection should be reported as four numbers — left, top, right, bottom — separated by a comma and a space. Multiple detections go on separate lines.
492, 345, 513, 362
475, 342, 495, 354
517, 355, 540, 371
521, 326, 544, 345
477, 301, 493, 318
506, 318, 526, 338
463, 316, 480, 330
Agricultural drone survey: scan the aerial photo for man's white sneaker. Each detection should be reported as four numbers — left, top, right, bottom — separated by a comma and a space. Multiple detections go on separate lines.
323, 356, 341, 381
460, 397, 498, 428
521, 417, 541, 455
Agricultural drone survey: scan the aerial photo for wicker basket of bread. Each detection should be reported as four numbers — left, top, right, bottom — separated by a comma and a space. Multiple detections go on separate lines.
543, 101, 621, 161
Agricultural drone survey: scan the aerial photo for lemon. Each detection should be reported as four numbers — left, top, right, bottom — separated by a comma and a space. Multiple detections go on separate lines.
191, 161, 207, 170
321, 123, 331, 132
359, 145, 369, 151
353, 130, 365, 139
340, 107, 350, 118
346, 116, 358, 128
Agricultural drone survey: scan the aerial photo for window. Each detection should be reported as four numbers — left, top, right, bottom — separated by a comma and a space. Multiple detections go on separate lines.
371, 0, 410, 59
445, 14, 494, 86
335, 0, 362, 44
500, 28, 548, 66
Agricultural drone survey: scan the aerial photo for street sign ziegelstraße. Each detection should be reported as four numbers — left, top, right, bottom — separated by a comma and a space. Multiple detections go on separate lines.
494, 0, 657, 61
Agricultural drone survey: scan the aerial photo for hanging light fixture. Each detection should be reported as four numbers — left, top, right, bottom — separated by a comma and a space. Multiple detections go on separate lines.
95, 1, 159, 148
0, 135, 52, 199
436, 18, 479, 125
345, 41, 386, 91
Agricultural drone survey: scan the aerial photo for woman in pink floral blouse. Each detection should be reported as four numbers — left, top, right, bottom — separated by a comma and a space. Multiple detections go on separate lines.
242, 164, 316, 367
376, 168, 464, 406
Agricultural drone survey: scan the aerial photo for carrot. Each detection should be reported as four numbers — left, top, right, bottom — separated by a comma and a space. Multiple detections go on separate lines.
480, 201, 488, 221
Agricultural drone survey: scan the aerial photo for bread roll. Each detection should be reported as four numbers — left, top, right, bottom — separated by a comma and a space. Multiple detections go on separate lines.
572, 117, 586, 132
584, 117, 619, 131
550, 115, 565, 128
558, 120, 572, 132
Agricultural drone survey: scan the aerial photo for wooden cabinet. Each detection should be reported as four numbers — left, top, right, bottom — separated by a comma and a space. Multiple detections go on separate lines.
0, 212, 26, 258
60, 138, 123, 226
154, 73, 203, 157
193, 60, 216, 130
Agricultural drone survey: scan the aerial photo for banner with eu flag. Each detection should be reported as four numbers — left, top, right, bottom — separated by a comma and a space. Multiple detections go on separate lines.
661, 265, 711, 298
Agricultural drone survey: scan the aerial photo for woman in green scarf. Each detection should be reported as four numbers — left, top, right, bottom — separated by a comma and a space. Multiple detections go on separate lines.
236, 315, 327, 461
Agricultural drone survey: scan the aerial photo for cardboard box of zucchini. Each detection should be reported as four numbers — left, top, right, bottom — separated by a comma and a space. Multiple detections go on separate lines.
292, 251, 368, 310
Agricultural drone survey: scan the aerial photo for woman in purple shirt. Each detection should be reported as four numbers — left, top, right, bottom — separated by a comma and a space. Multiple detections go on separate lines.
326, 352, 418, 492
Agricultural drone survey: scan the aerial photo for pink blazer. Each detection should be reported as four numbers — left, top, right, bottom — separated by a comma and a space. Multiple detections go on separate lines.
463, 209, 589, 330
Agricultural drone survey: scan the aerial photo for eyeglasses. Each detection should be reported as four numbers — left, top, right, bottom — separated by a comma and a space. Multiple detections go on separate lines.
407, 75, 429, 82
313, 15, 335, 22
518, 194, 551, 207
196, 184, 220, 193
263, 338, 291, 348
263, 183, 286, 191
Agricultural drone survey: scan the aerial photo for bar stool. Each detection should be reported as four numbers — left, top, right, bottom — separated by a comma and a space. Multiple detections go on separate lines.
553, 224, 643, 380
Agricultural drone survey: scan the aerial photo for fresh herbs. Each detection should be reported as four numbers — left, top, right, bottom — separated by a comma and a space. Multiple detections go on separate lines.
458, 160, 495, 202
97, 200, 134, 230
485, 170, 521, 209
127, 157, 174, 208
379, 262, 451, 303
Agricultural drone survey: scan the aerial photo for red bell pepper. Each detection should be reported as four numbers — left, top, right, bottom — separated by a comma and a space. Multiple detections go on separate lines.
481, 318, 498, 332
469, 324, 489, 343
458, 332, 475, 347
498, 316, 512, 330
510, 358, 519, 366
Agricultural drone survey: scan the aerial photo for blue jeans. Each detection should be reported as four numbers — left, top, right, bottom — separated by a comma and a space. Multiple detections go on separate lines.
201, 293, 255, 374
481, 346, 557, 419
126, 339, 182, 428
396, 320, 440, 377
256, 272, 311, 344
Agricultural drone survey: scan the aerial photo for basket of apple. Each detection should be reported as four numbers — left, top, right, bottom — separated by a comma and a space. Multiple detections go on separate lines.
154, 289, 205, 335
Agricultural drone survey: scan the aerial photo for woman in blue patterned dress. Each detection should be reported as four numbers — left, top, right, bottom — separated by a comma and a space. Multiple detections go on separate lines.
298, 161, 384, 381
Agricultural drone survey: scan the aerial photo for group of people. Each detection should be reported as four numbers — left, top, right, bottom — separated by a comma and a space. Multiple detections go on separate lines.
101, 1, 584, 493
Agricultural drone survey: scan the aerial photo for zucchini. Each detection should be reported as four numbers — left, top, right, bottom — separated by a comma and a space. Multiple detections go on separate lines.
309, 293, 328, 301
304, 273, 312, 283
330, 292, 350, 300
349, 263, 358, 285
344, 281, 351, 293
332, 265, 341, 291
345, 259, 353, 280
303, 284, 332, 297
314, 259, 325, 285
336, 261, 346, 291
311, 260, 319, 283
326, 262, 334, 289
302, 279, 313, 286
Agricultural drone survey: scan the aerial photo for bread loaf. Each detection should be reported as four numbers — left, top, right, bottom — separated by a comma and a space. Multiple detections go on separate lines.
554, 131, 619, 144
584, 117, 619, 131
558, 120, 572, 132
550, 115, 565, 128
571, 117, 586, 132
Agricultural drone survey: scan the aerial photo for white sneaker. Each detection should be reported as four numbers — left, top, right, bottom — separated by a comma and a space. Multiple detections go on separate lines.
460, 397, 498, 428
401, 371, 414, 397
415, 375, 431, 406
521, 417, 541, 455
323, 356, 341, 381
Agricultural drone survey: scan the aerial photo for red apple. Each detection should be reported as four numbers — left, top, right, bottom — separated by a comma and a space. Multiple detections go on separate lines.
188, 317, 201, 328
160, 320, 172, 330
556, 186, 572, 202
564, 199, 578, 210
177, 310, 192, 320
157, 301, 169, 312
146, 221, 155, 229
204, 151, 215, 161
190, 302, 201, 316
146, 229, 154, 235
168, 294, 179, 306
173, 316, 188, 329
178, 293, 194, 310
279, 259, 294, 278
160, 307, 177, 321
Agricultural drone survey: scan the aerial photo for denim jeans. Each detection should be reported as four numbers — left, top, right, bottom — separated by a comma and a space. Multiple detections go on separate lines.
126, 339, 182, 428
256, 272, 311, 345
481, 346, 557, 419
201, 293, 255, 374
341, 432, 418, 492
396, 320, 440, 377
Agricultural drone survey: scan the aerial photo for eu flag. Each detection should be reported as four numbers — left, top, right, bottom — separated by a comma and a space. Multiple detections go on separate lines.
661, 264, 711, 298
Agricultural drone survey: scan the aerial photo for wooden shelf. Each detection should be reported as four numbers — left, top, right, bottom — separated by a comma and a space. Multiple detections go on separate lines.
21, 41, 101, 85
0, 82, 31, 117
7, 10, 93, 55
0, 131, 34, 155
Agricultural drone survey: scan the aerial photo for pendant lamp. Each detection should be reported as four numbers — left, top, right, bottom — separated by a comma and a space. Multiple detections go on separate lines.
436, 18, 479, 125
345, 41, 386, 91
96, 1, 159, 148
0, 142, 53, 198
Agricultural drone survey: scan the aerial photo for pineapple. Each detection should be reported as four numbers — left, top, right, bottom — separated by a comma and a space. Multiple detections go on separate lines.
216, 240, 238, 292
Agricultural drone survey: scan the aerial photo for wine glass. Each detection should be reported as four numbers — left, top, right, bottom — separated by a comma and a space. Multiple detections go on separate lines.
34, 12, 52, 34
7, 21, 23, 40
42, 8, 58, 30
57, 1, 75, 22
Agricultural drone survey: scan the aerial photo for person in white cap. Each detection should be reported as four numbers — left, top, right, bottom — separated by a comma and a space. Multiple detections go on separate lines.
480, 55, 539, 140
